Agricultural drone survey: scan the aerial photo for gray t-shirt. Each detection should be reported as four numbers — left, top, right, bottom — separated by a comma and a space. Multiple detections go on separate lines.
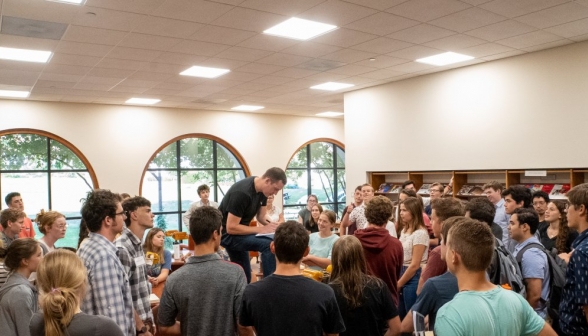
29, 312, 123, 336
158, 253, 247, 335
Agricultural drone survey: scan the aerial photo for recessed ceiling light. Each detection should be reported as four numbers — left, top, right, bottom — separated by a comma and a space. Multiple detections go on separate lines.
47, 0, 86, 4
316, 111, 344, 117
125, 98, 160, 105
231, 105, 264, 111
310, 82, 354, 91
180, 66, 230, 78
264, 17, 337, 41
0, 90, 30, 98
0, 47, 52, 63
415, 52, 474, 66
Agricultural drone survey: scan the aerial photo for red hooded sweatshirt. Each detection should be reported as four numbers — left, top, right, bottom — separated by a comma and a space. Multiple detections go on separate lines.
354, 226, 403, 306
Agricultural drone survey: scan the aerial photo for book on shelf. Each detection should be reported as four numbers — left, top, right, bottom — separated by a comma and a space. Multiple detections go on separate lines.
417, 184, 431, 195
377, 183, 401, 193
520, 184, 555, 193
458, 184, 484, 196
550, 184, 570, 199
389, 184, 401, 193
377, 183, 389, 193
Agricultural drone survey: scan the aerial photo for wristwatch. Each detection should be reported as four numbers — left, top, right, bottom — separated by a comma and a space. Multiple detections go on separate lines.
137, 325, 147, 335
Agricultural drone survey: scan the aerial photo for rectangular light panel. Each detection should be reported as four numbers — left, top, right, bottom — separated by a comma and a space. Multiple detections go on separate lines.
416, 52, 474, 66
316, 111, 344, 117
125, 98, 160, 105
0, 47, 52, 63
310, 82, 354, 91
180, 66, 230, 78
0, 90, 30, 98
231, 105, 264, 111
264, 18, 337, 41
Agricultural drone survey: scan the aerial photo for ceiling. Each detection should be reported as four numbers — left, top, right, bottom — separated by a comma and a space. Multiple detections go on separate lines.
1, 0, 588, 117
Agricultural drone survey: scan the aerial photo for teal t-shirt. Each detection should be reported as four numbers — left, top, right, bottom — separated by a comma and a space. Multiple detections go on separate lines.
308, 233, 339, 271
435, 286, 545, 336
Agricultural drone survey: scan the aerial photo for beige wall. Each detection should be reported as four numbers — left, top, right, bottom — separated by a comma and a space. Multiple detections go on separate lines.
344, 41, 588, 194
0, 100, 344, 194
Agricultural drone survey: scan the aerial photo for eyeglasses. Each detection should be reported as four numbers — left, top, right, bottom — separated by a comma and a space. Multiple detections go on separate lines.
114, 211, 127, 218
429, 189, 442, 193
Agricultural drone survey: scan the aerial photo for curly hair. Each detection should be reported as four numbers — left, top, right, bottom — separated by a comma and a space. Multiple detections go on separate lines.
365, 196, 393, 226
81, 189, 120, 233
551, 201, 572, 253
35, 209, 65, 235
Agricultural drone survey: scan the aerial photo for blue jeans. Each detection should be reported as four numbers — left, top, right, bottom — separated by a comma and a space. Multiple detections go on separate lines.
221, 233, 276, 283
398, 266, 422, 319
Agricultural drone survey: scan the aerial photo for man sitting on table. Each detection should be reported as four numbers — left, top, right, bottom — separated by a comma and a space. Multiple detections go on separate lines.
219, 167, 287, 283
158, 206, 250, 336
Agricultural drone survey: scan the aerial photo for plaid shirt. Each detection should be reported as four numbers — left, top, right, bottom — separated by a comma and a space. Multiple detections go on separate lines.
115, 227, 153, 323
77, 233, 135, 336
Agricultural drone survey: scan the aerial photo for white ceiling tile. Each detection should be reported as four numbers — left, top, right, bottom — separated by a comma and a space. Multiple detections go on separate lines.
86, 67, 136, 79
246, 90, 286, 98
153, 81, 198, 90
234, 62, 286, 74
345, 12, 420, 36
55, 41, 114, 57
154, 52, 209, 66
73, 82, 114, 91
304, 71, 350, 82
2, 0, 81, 24
298, 0, 377, 26
480, 50, 526, 61
118, 33, 183, 51
455, 42, 514, 57
0, 59, 45, 72
215, 47, 273, 62
429, 7, 507, 33
327, 64, 375, 76
272, 67, 320, 78
569, 33, 588, 42
154, 0, 233, 24
250, 75, 293, 85
140, 62, 187, 74
521, 38, 574, 52
96, 58, 149, 71
62, 25, 128, 46
311, 28, 379, 48
38, 72, 84, 83
211, 7, 287, 32
516, 2, 588, 29
43, 64, 92, 76
142, 87, 184, 96
386, 0, 471, 22
231, 82, 276, 91
389, 61, 436, 73
546, 18, 588, 37
354, 55, 408, 68
350, 37, 413, 54
128, 71, 174, 82
106, 47, 162, 62
197, 58, 250, 70
257, 53, 313, 67
338, 76, 378, 84
321, 49, 374, 63
220, 71, 265, 82
238, 0, 325, 16
44, 53, 101, 67
280, 42, 342, 58
28, 94, 64, 101
72, 6, 144, 31
170, 40, 231, 56
480, 0, 569, 18
496, 30, 563, 48
132, 16, 205, 39
34, 80, 76, 89
386, 45, 444, 60
85, 0, 164, 15
113, 78, 158, 88
341, 0, 407, 11
464, 20, 537, 41
388, 24, 456, 44
237, 35, 300, 52
460, 0, 493, 5
79, 76, 126, 86
424, 34, 486, 50
0, 69, 40, 86
212, 87, 257, 95
188, 25, 257, 45
0, 34, 59, 51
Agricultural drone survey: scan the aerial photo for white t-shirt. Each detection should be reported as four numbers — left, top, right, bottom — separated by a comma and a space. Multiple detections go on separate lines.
266, 205, 282, 223
399, 228, 429, 266
349, 204, 368, 230
386, 221, 397, 238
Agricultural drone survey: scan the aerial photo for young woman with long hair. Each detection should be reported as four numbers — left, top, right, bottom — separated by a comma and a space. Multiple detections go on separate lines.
0, 238, 42, 336
29, 249, 123, 336
540, 200, 578, 254
329, 235, 400, 336
35, 210, 67, 254
298, 194, 318, 226
305, 203, 324, 233
143, 228, 172, 287
397, 197, 429, 319
265, 195, 285, 224
302, 210, 339, 270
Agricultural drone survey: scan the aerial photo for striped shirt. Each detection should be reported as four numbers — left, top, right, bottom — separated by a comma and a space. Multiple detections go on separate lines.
115, 227, 153, 323
77, 233, 135, 336
0, 262, 8, 288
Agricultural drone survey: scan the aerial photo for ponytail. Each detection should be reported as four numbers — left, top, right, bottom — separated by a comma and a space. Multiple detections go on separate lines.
41, 287, 78, 336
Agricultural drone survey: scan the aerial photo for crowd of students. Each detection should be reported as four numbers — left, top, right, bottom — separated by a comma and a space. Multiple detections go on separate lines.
0, 170, 588, 335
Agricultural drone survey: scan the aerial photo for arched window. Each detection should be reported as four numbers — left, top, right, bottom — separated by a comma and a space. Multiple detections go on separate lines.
141, 135, 248, 235
283, 140, 346, 221
0, 130, 98, 248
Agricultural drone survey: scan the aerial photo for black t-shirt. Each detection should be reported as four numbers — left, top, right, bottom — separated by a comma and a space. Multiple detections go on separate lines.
305, 219, 319, 233
330, 278, 398, 336
219, 176, 267, 227
538, 224, 579, 253
240, 275, 345, 336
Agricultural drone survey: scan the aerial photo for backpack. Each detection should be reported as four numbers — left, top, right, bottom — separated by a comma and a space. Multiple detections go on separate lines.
488, 238, 527, 297
515, 242, 567, 321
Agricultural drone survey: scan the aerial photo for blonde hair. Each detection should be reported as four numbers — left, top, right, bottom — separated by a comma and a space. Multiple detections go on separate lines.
35, 209, 65, 235
36, 249, 87, 336
144, 228, 165, 264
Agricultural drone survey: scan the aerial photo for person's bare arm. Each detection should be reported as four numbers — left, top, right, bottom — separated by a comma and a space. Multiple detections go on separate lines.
301, 255, 331, 269
536, 321, 557, 335
158, 323, 181, 335
416, 269, 426, 295
226, 213, 276, 235
525, 278, 543, 309
400, 310, 414, 334
384, 316, 401, 336
256, 206, 270, 225
398, 245, 427, 288
238, 324, 255, 336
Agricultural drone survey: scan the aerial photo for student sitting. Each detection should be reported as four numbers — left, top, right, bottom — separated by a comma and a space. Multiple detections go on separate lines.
35, 210, 67, 254
330, 235, 400, 336
306, 203, 323, 234
302, 210, 339, 270
434, 218, 555, 335
29, 249, 123, 336
0, 238, 42, 336
143, 228, 172, 287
